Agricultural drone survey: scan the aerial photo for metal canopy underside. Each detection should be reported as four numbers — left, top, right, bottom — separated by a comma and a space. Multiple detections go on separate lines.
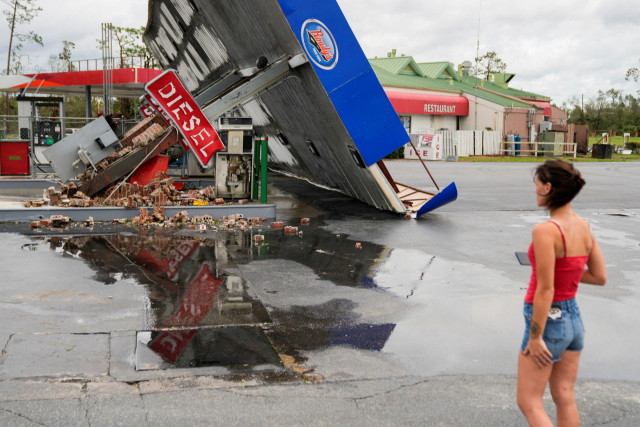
143, 0, 408, 214
11, 84, 149, 99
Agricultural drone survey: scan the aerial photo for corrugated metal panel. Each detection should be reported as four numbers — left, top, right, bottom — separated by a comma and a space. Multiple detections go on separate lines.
416, 62, 461, 81
368, 57, 412, 75
460, 76, 549, 100
416, 62, 448, 79
372, 65, 460, 92
452, 80, 535, 108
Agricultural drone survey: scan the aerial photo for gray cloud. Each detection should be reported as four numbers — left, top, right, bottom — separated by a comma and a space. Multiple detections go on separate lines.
1, 0, 637, 105
340, 0, 640, 103
0, 0, 148, 73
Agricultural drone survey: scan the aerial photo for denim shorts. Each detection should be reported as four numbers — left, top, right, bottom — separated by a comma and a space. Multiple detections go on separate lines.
520, 298, 585, 362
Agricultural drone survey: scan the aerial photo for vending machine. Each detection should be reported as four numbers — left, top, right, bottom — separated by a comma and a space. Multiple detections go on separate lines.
406, 134, 442, 160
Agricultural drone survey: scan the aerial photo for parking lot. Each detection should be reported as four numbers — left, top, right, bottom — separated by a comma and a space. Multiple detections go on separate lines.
1, 160, 639, 426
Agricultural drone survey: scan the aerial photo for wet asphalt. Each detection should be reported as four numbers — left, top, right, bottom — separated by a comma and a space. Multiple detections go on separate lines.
0, 160, 639, 426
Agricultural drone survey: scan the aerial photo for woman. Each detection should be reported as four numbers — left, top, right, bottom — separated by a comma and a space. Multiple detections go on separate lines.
517, 160, 606, 427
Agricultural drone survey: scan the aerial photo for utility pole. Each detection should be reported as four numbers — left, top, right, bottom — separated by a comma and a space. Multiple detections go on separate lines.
474, 0, 482, 132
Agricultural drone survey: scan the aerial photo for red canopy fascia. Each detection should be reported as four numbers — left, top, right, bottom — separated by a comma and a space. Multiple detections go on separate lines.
385, 91, 469, 116
11, 68, 163, 89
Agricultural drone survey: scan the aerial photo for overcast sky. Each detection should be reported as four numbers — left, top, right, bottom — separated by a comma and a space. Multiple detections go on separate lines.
1, 0, 638, 105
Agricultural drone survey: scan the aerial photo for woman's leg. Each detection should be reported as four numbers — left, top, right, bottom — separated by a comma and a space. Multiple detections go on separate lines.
549, 350, 581, 427
517, 352, 554, 427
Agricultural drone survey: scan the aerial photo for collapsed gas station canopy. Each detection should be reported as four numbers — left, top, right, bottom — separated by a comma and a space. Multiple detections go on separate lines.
0, 68, 163, 98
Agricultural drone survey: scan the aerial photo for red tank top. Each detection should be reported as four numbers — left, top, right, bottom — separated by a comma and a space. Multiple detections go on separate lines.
524, 220, 590, 303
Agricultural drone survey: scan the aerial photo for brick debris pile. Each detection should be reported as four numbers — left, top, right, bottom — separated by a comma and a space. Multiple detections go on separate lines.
23, 171, 230, 209
29, 213, 311, 238
22, 115, 246, 209
74, 115, 169, 182
108, 214, 311, 239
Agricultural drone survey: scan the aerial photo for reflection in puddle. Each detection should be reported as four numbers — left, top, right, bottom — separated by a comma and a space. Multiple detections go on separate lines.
42, 233, 270, 330
136, 327, 282, 371
38, 226, 399, 372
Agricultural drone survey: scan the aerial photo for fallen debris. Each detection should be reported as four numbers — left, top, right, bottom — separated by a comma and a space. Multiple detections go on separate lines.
284, 226, 298, 236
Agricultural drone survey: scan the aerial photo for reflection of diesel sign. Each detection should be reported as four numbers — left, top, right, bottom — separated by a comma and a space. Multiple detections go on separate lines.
424, 104, 457, 114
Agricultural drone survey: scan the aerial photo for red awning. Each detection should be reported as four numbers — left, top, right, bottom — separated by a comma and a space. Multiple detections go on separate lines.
385, 91, 469, 116
529, 101, 552, 116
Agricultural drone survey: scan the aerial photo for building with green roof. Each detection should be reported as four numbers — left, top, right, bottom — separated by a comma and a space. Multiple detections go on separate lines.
368, 50, 563, 143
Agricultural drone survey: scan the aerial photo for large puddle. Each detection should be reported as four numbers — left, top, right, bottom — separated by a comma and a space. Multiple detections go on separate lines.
2, 207, 639, 380
15, 223, 398, 372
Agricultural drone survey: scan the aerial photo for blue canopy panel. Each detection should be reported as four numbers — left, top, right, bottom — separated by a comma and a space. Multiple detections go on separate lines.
416, 182, 458, 217
277, 0, 409, 166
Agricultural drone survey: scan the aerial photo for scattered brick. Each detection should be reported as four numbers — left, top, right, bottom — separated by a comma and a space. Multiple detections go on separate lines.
301, 218, 310, 225
253, 235, 264, 242
284, 226, 298, 235
51, 215, 69, 224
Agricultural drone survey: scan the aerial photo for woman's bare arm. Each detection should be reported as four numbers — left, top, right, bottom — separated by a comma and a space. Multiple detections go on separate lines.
526, 223, 556, 368
581, 238, 606, 285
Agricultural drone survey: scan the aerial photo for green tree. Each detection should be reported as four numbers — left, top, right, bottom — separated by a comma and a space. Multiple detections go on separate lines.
2, 0, 43, 115
626, 60, 639, 94
58, 40, 75, 71
474, 51, 507, 81
118, 26, 153, 68
97, 25, 153, 68
96, 25, 153, 118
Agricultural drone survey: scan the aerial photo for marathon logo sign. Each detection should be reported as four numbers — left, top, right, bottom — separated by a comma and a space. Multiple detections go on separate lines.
424, 104, 457, 114
145, 70, 223, 167
301, 19, 338, 70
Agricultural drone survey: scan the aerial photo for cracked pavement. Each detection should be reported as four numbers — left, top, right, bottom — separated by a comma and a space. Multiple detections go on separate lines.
1, 162, 639, 426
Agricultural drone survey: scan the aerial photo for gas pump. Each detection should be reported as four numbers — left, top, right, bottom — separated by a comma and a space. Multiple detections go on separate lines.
214, 117, 254, 200
17, 95, 66, 145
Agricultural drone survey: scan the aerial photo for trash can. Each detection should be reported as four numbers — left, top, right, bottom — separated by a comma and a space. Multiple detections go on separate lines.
0, 140, 30, 175
592, 144, 613, 159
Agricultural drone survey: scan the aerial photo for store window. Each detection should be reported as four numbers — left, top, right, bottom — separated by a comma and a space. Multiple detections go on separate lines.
399, 116, 411, 134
